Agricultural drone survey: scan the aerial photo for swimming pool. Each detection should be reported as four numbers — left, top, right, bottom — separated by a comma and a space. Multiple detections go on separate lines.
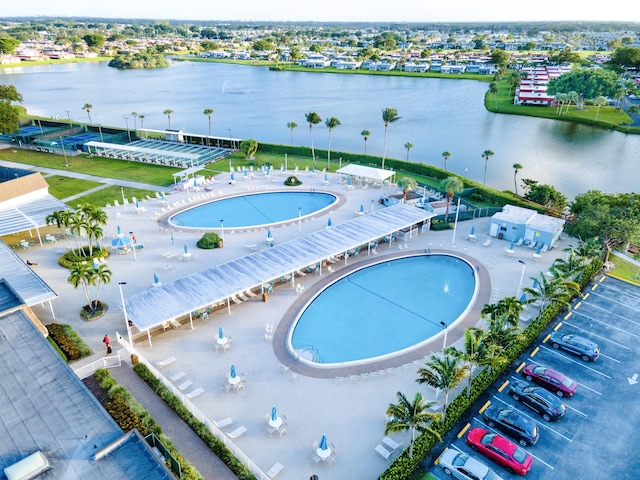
289, 254, 477, 367
170, 191, 337, 229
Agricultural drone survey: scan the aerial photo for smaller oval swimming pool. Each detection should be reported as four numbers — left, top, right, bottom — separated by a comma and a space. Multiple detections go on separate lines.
289, 254, 477, 367
170, 191, 337, 229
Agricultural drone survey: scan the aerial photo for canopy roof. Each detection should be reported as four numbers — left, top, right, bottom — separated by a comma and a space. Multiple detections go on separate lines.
336, 164, 395, 181
124, 203, 435, 332
0, 192, 69, 237
0, 241, 58, 306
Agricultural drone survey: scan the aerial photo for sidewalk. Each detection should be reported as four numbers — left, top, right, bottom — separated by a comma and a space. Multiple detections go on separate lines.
109, 362, 237, 480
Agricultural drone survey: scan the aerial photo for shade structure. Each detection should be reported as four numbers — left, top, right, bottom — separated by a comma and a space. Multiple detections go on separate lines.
266, 229, 273, 242
520, 293, 527, 302
319, 434, 328, 451
230, 364, 236, 379
470, 226, 475, 235
218, 326, 224, 340
153, 273, 159, 284
111, 236, 131, 247
271, 406, 278, 422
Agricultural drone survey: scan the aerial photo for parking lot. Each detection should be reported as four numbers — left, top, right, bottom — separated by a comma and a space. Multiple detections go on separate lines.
431, 275, 640, 480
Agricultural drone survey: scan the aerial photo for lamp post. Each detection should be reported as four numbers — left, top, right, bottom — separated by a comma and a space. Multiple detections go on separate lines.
65, 110, 71, 126
451, 197, 461, 248
123, 115, 131, 142
121, 186, 125, 207
517, 260, 527, 298
118, 282, 132, 346
440, 321, 448, 355
97, 124, 104, 142
59, 136, 68, 167
298, 207, 302, 232
220, 220, 225, 243
228, 128, 232, 149
371, 200, 374, 213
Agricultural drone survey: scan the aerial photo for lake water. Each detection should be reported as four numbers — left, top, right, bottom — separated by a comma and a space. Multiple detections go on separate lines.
2, 60, 638, 199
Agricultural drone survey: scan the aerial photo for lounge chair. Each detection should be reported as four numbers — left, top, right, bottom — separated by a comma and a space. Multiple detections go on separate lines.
482, 238, 491, 247
529, 241, 538, 249
515, 237, 524, 246
230, 294, 243, 305
185, 387, 204, 399
178, 380, 193, 391
170, 371, 186, 382
227, 425, 247, 439
375, 444, 392, 460
157, 357, 176, 368
214, 417, 233, 429
382, 436, 403, 451
266, 461, 284, 477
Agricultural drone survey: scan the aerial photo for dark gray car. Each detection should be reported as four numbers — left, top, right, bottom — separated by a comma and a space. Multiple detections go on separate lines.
509, 380, 566, 422
482, 405, 539, 446
549, 332, 600, 361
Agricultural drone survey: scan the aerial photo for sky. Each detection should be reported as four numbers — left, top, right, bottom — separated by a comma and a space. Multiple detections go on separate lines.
2, 0, 639, 23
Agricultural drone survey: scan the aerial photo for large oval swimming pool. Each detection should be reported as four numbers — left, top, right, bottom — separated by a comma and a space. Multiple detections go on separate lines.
289, 254, 477, 367
170, 191, 337, 229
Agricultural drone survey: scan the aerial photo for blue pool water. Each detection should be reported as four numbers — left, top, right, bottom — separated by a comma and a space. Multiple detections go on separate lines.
170, 191, 337, 228
290, 254, 477, 366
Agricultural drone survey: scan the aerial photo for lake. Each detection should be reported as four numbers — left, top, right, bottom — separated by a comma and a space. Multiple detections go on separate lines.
2, 60, 638, 199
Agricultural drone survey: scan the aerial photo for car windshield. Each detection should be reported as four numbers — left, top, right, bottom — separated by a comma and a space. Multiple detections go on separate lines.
485, 469, 502, 480
562, 377, 574, 388
453, 452, 469, 466
512, 446, 528, 463
481, 433, 497, 445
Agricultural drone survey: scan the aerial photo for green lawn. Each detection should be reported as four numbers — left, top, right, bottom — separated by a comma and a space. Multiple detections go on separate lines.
70, 185, 161, 209
607, 252, 640, 285
45, 175, 103, 200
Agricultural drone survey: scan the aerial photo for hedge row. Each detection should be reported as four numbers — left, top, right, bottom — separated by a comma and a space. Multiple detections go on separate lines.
58, 246, 109, 269
45, 323, 92, 361
132, 362, 256, 480
93, 369, 203, 480
379, 255, 605, 479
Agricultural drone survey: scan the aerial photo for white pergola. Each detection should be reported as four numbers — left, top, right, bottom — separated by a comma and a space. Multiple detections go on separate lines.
336, 164, 395, 182
122, 203, 436, 345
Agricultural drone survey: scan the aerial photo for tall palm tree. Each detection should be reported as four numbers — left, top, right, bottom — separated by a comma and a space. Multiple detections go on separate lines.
385, 391, 442, 458
482, 296, 524, 327
446, 327, 489, 397
404, 142, 413, 161
439, 176, 464, 223
594, 96, 608, 121
163, 109, 173, 129
203, 108, 214, 138
489, 82, 499, 109
361, 129, 371, 154
481, 149, 494, 186
416, 354, 468, 422
397, 177, 417, 202
287, 121, 297, 145
131, 111, 138, 131
522, 273, 580, 315
513, 163, 523, 196
138, 114, 145, 128
484, 313, 524, 350
82, 103, 93, 124
325, 117, 341, 170
381, 107, 401, 170
442, 151, 452, 171
305, 111, 322, 167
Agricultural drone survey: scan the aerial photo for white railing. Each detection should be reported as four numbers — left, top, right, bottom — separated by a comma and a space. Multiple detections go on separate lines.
73, 349, 124, 379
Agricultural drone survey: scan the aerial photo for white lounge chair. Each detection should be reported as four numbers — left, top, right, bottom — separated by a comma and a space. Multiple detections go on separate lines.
185, 387, 204, 399
382, 436, 402, 451
375, 444, 392, 459
482, 238, 491, 247
214, 417, 233, 429
267, 462, 284, 478
227, 425, 247, 439
170, 371, 186, 382
156, 357, 176, 368
178, 380, 193, 391
515, 238, 524, 246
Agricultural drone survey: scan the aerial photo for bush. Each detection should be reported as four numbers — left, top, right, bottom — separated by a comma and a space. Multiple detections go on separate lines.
45, 323, 92, 361
196, 232, 222, 249
284, 175, 302, 186
431, 220, 453, 231
58, 246, 109, 269
469, 193, 484, 202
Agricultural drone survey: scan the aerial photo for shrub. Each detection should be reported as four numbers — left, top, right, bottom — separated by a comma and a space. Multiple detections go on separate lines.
469, 193, 484, 202
58, 246, 109, 269
284, 175, 302, 186
430, 220, 453, 231
45, 323, 92, 361
196, 232, 222, 249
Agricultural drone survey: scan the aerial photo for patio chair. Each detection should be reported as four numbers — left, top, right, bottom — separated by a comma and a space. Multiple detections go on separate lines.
375, 444, 392, 460
214, 417, 233, 429
482, 238, 491, 247
381, 436, 403, 451
515, 237, 524, 246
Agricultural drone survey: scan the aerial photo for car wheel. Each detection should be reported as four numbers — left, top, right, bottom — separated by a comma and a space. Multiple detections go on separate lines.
525, 375, 532, 381
506, 467, 515, 474
542, 413, 552, 422
519, 438, 528, 447
487, 420, 495, 428
581, 354, 591, 362
443, 467, 453, 476
511, 393, 520, 401
552, 342, 560, 349
556, 390, 564, 397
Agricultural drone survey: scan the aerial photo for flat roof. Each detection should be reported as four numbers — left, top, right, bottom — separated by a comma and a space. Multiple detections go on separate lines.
0, 191, 70, 236
124, 203, 436, 332
0, 240, 57, 306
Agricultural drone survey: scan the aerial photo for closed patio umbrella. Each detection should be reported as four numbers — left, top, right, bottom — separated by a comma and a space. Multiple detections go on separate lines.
117, 225, 123, 237
230, 364, 236, 379
183, 243, 189, 255
271, 406, 278, 422
520, 293, 527, 303
230, 172, 235, 181
327, 217, 332, 228
359, 204, 365, 214
153, 272, 159, 284
470, 226, 475, 235
319, 434, 328, 451
266, 229, 273, 242
135, 198, 140, 209
219, 326, 224, 340
323, 173, 329, 182
535, 243, 543, 255
160, 191, 166, 201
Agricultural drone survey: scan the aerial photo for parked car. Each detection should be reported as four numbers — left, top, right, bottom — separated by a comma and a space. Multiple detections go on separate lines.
522, 364, 577, 397
438, 449, 504, 480
548, 332, 600, 361
466, 427, 532, 476
482, 405, 540, 446
509, 380, 566, 422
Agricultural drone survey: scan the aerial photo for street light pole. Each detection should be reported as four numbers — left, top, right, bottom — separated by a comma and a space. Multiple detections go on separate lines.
517, 260, 527, 298
440, 321, 448, 355
65, 110, 71, 126
220, 220, 225, 243
451, 197, 461, 248
118, 282, 132, 346
228, 128, 232, 149
123, 116, 131, 142
298, 207, 302, 232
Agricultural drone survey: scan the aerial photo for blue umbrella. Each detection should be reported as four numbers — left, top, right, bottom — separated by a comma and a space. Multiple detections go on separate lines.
160, 191, 166, 201
319, 434, 328, 451
535, 243, 543, 255
532, 279, 539, 289
323, 173, 329, 182
266, 229, 273, 242
135, 198, 140, 209
153, 272, 159, 284
93, 258, 100, 270
244, 169, 248, 179
184, 243, 189, 254
359, 204, 365, 213
271, 406, 278, 422
509, 240, 515, 250
520, 293, 527, 303
117, 225, 122, 236
230, 172, 235, 181
470, 226, 475, 235
348, 177, 353, 186
219, 326, 224, 340
230, 364, 236, 379
111, 236, 131, 247
193, 178, 198, 187
281, 164, 285, 172
327, 217, 332, 227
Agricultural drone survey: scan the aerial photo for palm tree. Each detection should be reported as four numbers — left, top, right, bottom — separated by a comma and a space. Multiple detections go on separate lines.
555, 93, 568, 116
385, 391, 442, 458
82, 103, 93, 124
138, 114, 145, 128
203, 108, 214, 138
442, 151, 452, 171
68, 262, 112, 314
482, 296, 524, 327
131, 111, 138, 131
481, 149, 494, 186
404, 142, 413, 161
287, 121, 297, 145
484, 313, 524, 350
416, 354, 468, 422
594, 96, 608, 121
325, 117, 341, 170
163, 109, 173, 129
489, 82, 499, 109
439, 176, 464, 222
513, 163, 523, 196
397, 177, 417, 203
361, 129, 371, 154
522, 273, 580, 315
381, 107, 401, 170
446, 327, 489, 397
305, 111, 322, 167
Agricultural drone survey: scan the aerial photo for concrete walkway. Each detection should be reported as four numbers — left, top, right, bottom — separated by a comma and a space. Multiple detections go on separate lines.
109, 362, 237, 480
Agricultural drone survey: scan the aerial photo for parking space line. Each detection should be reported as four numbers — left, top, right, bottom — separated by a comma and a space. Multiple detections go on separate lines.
539, 345, 612, 378
578, 297, 640, 327
567, 311, 638, 340
457, 423, 471, 438
565, 404, 588, 417
561, 321, 628, 354
491, 395, 573, 442
497, 380, 509, 392
479, 400, 491, 413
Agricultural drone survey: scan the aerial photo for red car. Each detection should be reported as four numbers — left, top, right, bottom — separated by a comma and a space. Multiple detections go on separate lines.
522, 364, 577, 397
466, 427, 532, 476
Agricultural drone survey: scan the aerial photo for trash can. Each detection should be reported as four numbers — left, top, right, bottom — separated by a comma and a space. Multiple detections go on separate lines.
262, 292, 269, 302
131, 354, 139, 365
218, 240, 224, 249
498, 233, 503, 240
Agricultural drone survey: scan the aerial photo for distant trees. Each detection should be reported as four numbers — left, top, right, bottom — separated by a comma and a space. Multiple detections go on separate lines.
163, 109, 173, 129
442, 151, 452, 171
108, 52, 170, 69
83, 33, 106, 50
203, 108, 214, 137
361, 129, 371, 154
607, 47, 640, 72
0, 84, 22, 134
481, 149, 494, 186
287, 121, 297, 144
0, 37, 20, 54
82, 103, 93, 124
240, 139, 259, 159
404, 142, 413, 161
521, 179, 567, 211
547, 68, 620, 108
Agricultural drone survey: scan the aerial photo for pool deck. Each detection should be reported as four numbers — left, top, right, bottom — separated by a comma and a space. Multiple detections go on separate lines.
18, 168, 563, 480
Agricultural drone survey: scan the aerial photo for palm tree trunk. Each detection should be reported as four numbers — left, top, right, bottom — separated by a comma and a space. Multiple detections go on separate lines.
382, 127, 388, 170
